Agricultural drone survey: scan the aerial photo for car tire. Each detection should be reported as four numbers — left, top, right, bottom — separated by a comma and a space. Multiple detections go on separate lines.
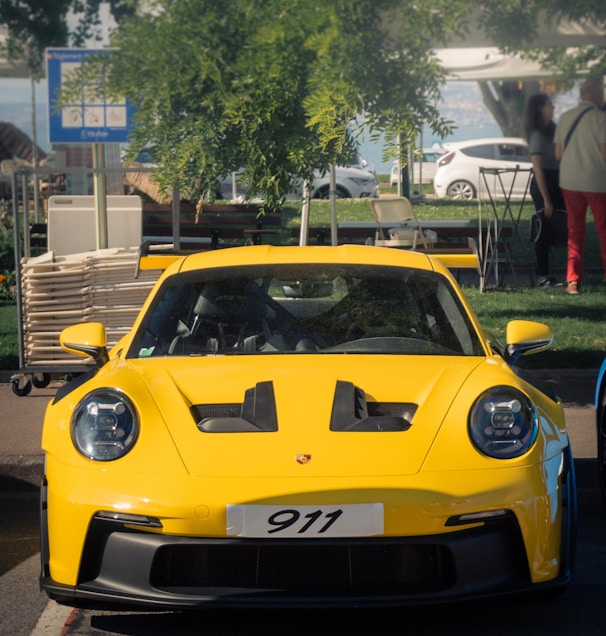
559, 444, 577, 578
446, 180, 476, 200
312, 185, 351, 199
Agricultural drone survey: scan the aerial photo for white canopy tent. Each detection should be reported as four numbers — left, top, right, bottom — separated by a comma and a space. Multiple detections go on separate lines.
437, 48, 559, 82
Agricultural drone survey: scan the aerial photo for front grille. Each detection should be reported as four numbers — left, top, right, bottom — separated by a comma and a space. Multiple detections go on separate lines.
150, 541, 454, 594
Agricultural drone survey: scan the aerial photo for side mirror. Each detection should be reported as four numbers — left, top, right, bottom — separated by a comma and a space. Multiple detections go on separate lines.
505, 320, 553, 365
60, 322, 109, 368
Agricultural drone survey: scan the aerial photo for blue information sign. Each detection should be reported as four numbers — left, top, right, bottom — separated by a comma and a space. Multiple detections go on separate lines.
46, 48, 135, 144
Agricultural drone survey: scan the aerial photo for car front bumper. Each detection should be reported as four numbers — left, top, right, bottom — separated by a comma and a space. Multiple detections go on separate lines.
40, 452, 575, 610
42, 509, 568, 610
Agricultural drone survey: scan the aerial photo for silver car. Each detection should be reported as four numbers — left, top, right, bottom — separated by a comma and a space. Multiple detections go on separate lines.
222, 165, 380, 201
308, 165, 379, 199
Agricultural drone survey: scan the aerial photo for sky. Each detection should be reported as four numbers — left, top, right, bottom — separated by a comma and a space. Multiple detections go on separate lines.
1, 78, 47, 103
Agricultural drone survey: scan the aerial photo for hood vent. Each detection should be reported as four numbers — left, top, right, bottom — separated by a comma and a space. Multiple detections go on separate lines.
192, 381, 278, 433
330, 381, 416, 432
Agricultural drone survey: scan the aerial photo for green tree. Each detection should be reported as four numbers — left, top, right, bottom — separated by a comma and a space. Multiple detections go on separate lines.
0, 0, 139, 77
478, 80, 565, 138
98, 0, 470, 205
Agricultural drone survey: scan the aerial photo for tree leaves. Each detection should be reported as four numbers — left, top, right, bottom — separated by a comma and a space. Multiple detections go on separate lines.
100, 0, 466, 206
0, 0, 138, 76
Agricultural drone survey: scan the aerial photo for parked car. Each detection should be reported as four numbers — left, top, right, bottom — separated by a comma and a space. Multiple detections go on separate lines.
433, 137, 531, 200
124, 147, 378, 201
390, 147, 445, 187
347, 153, 376, 175
221, 165, 379, 201
40, 244, 576, 609
308, 165, 379, 199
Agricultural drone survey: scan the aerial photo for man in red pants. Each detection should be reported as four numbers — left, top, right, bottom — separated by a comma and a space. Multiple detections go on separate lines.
555, 78, 606, 295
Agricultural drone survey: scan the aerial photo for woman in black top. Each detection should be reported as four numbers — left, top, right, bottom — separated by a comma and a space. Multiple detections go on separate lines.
523, 93, 567, 287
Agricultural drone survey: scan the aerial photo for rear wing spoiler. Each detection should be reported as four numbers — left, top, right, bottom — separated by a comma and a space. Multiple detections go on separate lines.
418, 237, 481, 273
135, 241, 187, 278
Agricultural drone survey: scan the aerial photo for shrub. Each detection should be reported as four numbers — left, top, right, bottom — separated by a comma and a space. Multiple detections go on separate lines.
0, 270, 16, 301
0, 213, 16, 272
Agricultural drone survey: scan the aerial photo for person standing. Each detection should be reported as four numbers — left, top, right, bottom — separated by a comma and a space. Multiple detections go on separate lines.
524, 93, 567, 287
555, 78, 606, 294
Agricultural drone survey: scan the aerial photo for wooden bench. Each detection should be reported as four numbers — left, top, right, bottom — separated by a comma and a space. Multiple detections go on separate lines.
142, 201, 283, 250
293, 220, 513, 251
23, 202, 283, 254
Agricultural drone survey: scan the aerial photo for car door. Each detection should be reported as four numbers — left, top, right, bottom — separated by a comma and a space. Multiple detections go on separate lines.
458, 143, 498, 197
495, 142, 532, 198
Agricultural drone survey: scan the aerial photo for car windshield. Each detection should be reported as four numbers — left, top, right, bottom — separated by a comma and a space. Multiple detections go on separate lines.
128, 264, 484, 357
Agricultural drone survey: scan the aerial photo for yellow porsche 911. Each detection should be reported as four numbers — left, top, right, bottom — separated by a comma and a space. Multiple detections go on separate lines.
40, 244, 576, 609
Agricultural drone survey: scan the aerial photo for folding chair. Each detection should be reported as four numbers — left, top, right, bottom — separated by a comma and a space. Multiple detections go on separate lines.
369, 197, 430, 249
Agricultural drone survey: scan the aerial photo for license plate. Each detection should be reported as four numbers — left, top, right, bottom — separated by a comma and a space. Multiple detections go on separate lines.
226, 503, 384, 538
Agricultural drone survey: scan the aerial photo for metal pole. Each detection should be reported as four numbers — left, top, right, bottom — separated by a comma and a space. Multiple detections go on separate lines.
330, 165, 338, 246
397, 134, 402, 196
92, 143, 108, 249
21, 171, 30, 258
11, 168, 25, 370
172, 185, 181, 251
418, 130, 423, 191
30, 75, 40, 223
299, 181, 310, 246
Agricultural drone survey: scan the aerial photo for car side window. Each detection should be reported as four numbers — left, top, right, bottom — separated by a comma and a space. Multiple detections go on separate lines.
460, 144, 495, 160
497, 144, 530, 163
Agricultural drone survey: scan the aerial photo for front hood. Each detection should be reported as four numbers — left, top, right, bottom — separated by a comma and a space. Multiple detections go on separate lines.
132, 355, 484, 478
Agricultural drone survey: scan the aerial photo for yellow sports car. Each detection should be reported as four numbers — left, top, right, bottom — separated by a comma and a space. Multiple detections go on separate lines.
40, 245, 576, 609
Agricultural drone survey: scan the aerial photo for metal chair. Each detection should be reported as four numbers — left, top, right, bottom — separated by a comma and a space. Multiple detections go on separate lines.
369, 197, 430, 249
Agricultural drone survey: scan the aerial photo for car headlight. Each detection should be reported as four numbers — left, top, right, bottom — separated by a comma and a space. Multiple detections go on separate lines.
348, 177, 373, 186
71, 389, 139, 461
468, 386, 538, 459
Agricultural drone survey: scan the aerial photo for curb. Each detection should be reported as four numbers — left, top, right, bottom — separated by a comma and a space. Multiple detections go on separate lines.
0, 456, 44, 493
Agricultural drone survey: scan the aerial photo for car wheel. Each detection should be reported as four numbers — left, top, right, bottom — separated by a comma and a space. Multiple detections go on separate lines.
559, 444, 577, 578
446, 180, 476, 200
312, 185, 351, 199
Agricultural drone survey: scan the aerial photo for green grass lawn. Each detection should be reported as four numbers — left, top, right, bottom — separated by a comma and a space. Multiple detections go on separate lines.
1, 179, 605, 371
0, 301, 19, 371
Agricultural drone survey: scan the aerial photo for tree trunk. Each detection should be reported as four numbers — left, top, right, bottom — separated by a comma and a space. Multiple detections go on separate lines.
478, 80, 542, 137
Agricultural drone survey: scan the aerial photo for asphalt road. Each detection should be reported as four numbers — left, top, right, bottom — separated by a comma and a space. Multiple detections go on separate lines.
0, 369, 604, 635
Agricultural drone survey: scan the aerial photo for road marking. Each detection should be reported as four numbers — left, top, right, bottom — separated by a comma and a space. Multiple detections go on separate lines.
30, 599, 77, 635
